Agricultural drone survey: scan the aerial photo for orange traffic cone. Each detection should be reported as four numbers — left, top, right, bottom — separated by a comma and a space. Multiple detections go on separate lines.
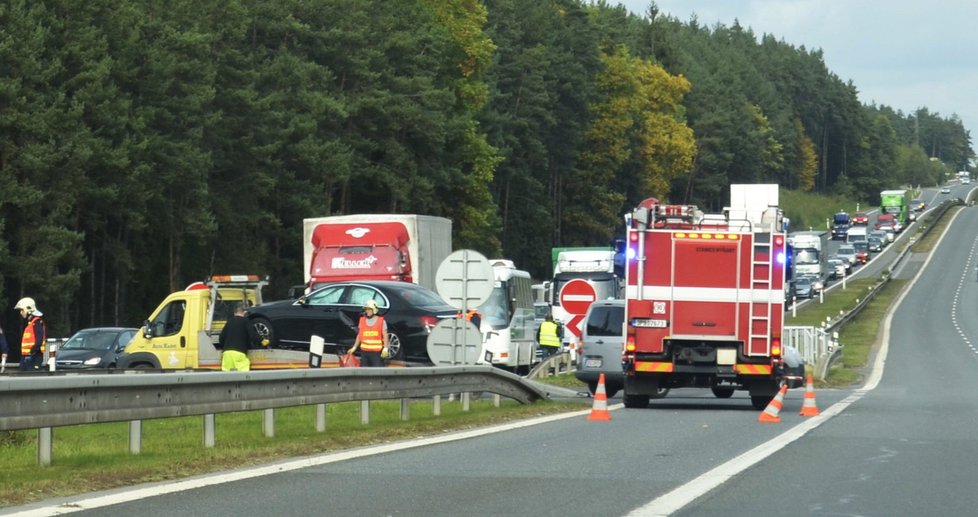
757, 384, 788, 423
587, 373, 612, 421
799, 374, 820, 417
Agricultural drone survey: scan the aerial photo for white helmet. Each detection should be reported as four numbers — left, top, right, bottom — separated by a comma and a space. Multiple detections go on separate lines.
14, 297, 36, 314
363, 299, 379, 312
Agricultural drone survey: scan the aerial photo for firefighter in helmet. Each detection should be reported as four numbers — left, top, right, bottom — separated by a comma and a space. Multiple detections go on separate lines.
14, 297, 46, 371
349, 299, 389, 367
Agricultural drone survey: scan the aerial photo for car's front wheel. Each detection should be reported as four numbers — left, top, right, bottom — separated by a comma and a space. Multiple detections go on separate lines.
251, 317, 275, 347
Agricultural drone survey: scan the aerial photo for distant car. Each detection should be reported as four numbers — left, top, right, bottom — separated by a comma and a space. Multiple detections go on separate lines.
853, 241, 870, 263
868, 236, 883, 252
829, 254, 851, 273
826, 258, 846, 279
782, 344, 805, 389
911, 199, 926, 211
247, 280, 458, 361
869, 230, 889, 247
793, 277, 814, 299
851, 212, 869, 225
941, 187, 951, 194
875, 222, 896, 242
54, 327, 138, 369
837, 245, 858, 265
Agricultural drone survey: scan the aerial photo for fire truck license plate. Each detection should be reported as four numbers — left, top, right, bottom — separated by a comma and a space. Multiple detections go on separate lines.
633, 319, 668, 328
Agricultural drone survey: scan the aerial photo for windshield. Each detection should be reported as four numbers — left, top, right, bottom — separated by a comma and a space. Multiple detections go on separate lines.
834, 214, 849, 224
883, 206, 901, 215
478, 286, 511, 327
793, 249, 819, 265
62, 331, 121, 351
839, 246, 855, 255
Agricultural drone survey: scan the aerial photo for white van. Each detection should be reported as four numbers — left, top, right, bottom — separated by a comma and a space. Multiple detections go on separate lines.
846, 226, 868, 244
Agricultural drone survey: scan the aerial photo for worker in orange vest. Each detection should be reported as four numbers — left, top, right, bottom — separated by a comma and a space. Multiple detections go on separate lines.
349, 299, 389, 366
458, 308, 482, 330
15, 297, 46, 371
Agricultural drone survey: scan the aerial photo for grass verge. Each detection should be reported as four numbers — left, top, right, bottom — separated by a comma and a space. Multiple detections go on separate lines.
0, 398, 585, 507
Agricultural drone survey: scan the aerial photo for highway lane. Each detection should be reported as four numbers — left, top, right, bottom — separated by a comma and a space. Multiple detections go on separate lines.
674, 203, 978, 516
16, 389, 851, 516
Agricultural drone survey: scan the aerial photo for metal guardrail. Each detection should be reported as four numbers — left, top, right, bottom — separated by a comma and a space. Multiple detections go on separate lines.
0, 366, 546, 432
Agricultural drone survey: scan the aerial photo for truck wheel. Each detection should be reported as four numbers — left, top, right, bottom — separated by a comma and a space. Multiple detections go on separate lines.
711, 387, 734, 399
252, 317, 275, 346
623, 393, 649, 408
387, 332, 404, 360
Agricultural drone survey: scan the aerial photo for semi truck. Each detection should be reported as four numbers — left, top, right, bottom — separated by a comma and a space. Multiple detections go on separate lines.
879, 190, 909, 228
548, 247, 622, 349
302, 214, 452, 292
116, 275, 312, 370
622, 184, 791, 409
788, 231, 827, 280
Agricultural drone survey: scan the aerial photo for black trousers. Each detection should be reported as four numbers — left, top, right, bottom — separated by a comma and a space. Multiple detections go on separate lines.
360, 351, 385, 367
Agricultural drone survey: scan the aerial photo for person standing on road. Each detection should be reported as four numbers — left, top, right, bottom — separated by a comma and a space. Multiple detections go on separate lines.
219, 302, 261, 371
349, 299, 389, 367
14, 297, 45, 371
537, 313, 563, 359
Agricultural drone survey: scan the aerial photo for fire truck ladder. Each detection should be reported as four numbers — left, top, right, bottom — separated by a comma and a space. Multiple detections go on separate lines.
748, 232, 773, 353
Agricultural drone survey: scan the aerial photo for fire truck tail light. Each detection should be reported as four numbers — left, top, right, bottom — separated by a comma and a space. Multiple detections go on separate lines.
771, 338, 782, 357
626, 336, 636, 352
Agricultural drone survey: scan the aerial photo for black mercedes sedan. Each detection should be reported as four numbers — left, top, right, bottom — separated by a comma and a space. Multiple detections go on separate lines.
247, 280, 457, 362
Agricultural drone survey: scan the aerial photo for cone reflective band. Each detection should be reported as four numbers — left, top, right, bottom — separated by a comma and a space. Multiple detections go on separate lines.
587, 373, 612, 421
800, 374, 820, 417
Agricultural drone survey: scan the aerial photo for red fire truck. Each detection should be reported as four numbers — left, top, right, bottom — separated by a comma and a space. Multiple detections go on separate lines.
622, 184, 790, 409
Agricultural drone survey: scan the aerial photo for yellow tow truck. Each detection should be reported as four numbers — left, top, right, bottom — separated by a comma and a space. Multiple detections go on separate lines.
116, 275, 312, 370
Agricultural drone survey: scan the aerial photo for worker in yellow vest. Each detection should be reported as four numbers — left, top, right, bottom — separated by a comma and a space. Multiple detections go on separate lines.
536, 313, 563, 359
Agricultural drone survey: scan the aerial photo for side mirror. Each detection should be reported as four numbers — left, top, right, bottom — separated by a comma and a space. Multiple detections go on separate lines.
142, 320, 153, 339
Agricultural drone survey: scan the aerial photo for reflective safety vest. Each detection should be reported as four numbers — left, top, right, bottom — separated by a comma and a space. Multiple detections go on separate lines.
357, 316, 385, 352
538, 320, 561, 348
20, 316, 46, 356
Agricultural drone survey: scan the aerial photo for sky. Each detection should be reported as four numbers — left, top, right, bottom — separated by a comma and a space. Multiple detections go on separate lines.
616, 0, 978, 154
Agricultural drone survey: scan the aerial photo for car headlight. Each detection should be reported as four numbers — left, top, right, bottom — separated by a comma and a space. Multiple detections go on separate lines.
84, 357, 102, 366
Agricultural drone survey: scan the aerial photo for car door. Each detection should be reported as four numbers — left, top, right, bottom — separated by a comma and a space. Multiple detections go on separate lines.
294, 284, 349, 348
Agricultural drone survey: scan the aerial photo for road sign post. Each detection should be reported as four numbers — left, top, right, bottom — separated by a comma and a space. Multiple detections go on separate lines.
559, 279, 597, 339
430, 250, 493, 365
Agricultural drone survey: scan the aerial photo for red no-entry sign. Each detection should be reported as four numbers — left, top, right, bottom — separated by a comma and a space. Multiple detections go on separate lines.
559, 279, 596, 315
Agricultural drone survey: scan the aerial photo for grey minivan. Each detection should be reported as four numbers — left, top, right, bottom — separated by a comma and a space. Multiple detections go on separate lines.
575, 300, 670, 400
575, 299, 626, 397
